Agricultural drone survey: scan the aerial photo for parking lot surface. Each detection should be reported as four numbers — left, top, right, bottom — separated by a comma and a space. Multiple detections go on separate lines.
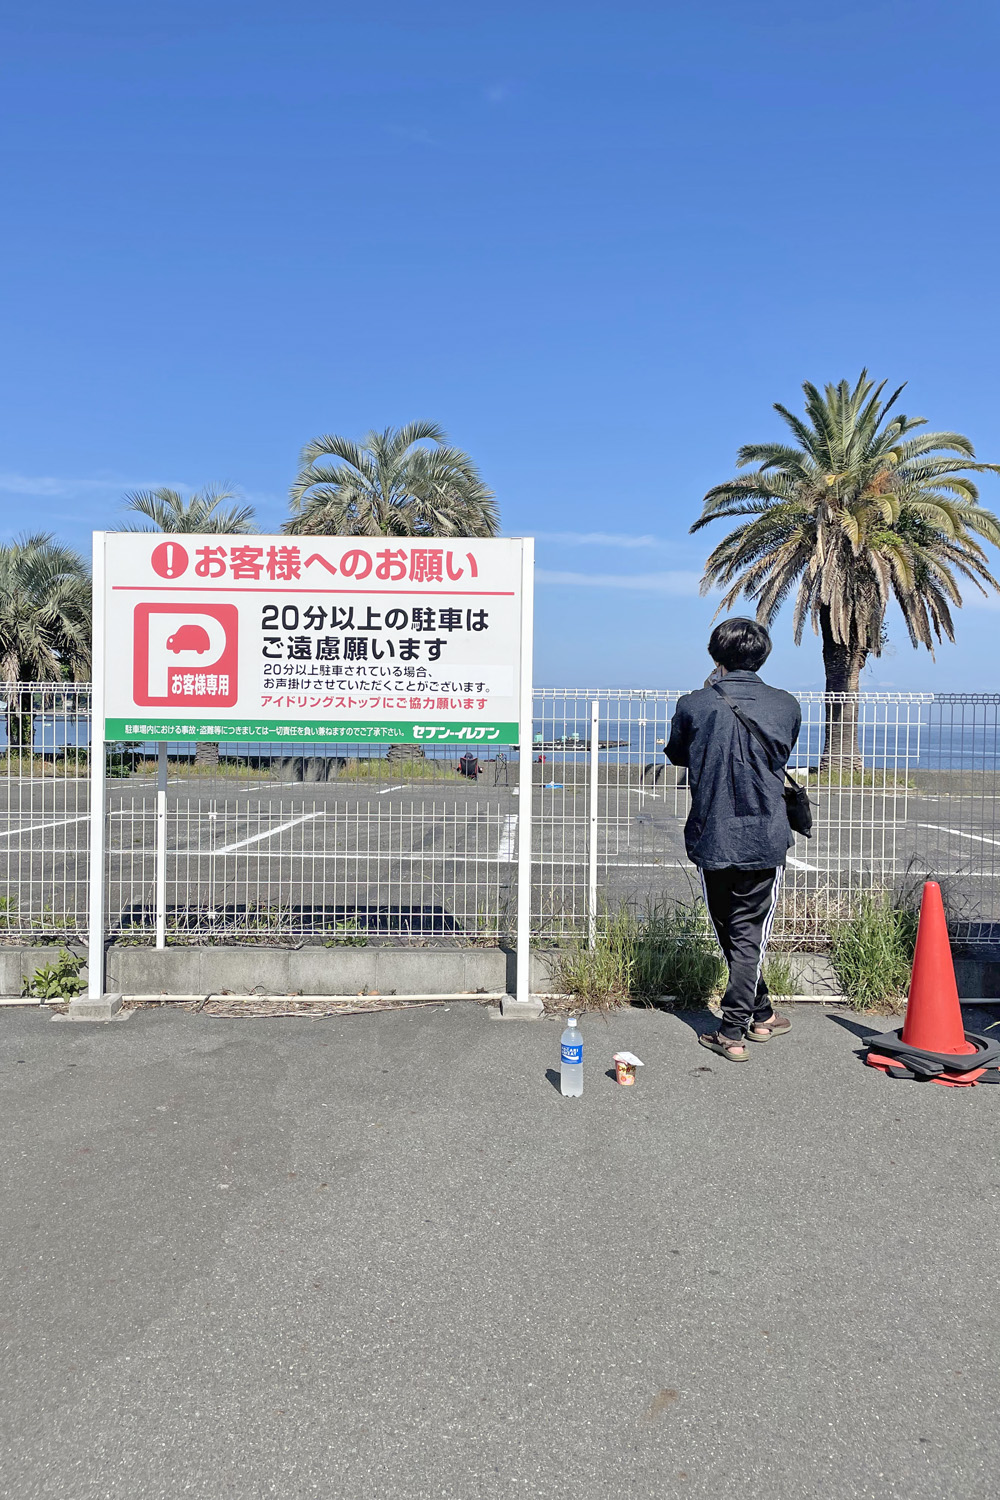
2, 1002, 998, 1499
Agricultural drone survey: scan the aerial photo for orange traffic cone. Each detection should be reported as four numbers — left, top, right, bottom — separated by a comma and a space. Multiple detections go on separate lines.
901, 882, 973, 1056
866, 881, 987, 1085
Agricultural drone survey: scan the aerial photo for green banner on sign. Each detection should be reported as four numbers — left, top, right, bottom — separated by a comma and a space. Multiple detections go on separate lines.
105, 718, 520, 745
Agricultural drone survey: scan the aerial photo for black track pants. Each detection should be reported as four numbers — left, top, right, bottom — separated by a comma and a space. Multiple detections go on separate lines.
700, 867, 783, 1040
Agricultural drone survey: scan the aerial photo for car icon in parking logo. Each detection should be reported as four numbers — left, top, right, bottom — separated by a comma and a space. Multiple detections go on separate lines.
167, 624, 212, 655
133, 603, 239, 707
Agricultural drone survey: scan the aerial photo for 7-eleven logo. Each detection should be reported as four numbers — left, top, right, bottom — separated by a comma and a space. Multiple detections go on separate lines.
133, 603, 239, 708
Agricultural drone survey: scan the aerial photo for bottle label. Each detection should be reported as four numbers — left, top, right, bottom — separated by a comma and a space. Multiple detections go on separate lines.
561, 1042, 583, 1065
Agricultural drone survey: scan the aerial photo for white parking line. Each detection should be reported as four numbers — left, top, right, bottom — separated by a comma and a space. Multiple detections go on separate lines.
497, 814, 519, 861
0, 814, 90, 840
601, 860, 687, 869
917, 796, 998, 802
213, 810, 326, 855
376, 785, 406, 795
786, 854, 822, 873
2, 776, 89, 784
916, 823, 1000, 848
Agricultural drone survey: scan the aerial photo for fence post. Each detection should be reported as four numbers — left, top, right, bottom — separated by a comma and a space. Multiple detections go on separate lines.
82, 532, 114, 1013
588, 699, 599, 948
515, 538, 535, 1005
155, 742, 168, 949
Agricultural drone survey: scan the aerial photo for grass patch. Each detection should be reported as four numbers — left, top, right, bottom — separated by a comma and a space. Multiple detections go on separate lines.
0, 753, 56, 776
829, 893, 918, 1011
160, 761, 259, 780
554, 903, 808, 1011
553, 900, 726, 1010
553, 906, 637, 1009
761, 952, 801, 997
337, 757, 462, 782
634, 900, 725, 1004
803, 769, 915, 791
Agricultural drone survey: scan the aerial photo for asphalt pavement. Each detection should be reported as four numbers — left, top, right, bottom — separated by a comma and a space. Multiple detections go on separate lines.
2, 1002, 999, 1499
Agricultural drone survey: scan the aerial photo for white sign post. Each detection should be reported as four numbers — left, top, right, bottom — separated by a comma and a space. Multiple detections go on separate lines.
515, 538, 535, 1007
85, 534, 109, 1006
82, 532, 535, 1011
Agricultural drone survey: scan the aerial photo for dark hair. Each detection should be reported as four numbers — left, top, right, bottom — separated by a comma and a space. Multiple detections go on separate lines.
708, 617, 772, 673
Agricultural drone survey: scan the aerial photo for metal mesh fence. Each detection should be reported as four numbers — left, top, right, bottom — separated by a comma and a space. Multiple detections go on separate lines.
0, 683, 91, 940
4, 682, 1000, 949
532, 688, 934, 946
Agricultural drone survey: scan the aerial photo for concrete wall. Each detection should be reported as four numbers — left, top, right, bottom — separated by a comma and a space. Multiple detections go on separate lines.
1, 944, 562, 997
4, 944, 1000, 1000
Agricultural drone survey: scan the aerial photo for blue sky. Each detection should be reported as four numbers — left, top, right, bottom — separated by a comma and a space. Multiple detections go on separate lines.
2, 0, 999, 690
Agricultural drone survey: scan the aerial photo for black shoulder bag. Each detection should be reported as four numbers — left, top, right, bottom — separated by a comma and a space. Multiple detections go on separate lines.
713, 685, 813, 838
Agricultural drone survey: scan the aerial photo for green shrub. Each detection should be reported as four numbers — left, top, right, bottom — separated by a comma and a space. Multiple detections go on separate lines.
106, 741, 141, 778
22, 949, 86, 1000
323, 918, 368, 948
829, 893, 918, 1010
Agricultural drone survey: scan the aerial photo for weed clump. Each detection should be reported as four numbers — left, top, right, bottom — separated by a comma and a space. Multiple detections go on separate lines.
760, 952, 800, 998
22, 949, 86, 1000
554, 900, 727, 1010
829, 893, 918, 1010
634, 901, 726, 1004
554, 906, 638, 1009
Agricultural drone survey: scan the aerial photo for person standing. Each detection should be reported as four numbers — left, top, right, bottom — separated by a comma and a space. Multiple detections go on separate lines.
666, 619, 802, 1061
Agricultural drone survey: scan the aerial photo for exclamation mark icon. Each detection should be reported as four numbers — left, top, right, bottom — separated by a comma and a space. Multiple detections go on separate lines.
150, 541, 190, 579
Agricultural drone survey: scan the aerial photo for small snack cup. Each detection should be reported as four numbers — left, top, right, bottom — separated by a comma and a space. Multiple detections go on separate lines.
613, 1051, 643, 1086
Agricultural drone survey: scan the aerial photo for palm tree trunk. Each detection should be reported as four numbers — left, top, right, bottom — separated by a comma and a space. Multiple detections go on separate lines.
820, 610, 866, 773
195, 740, 220, 770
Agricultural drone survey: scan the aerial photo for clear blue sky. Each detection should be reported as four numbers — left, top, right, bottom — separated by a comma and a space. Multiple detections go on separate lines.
3, 0, 999, 690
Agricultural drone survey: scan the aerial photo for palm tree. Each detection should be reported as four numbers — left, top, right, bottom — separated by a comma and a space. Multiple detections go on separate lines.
116, 485, 256, 767
692, 373, 1000, 768
118, 484, 257, 534
0, 534, 91, 753
284, 422, 499, 537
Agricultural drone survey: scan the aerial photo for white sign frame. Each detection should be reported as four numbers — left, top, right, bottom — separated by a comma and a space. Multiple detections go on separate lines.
87, 533, 535, 1005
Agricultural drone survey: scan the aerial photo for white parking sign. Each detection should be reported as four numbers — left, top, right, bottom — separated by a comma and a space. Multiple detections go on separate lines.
96, 532, 532, 745
85, 531, 536, 1006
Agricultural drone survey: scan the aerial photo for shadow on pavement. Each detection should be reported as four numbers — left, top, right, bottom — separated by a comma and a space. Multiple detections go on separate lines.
544, 1067, 630, 1092
825, 1012, 881, 1041
667, 1006, 721, 1039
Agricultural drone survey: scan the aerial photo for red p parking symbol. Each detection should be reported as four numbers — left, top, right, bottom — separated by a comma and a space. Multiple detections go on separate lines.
133, 603, 239, 707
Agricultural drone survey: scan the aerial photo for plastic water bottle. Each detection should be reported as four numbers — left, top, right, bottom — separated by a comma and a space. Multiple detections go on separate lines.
560, 1016, 583, 1097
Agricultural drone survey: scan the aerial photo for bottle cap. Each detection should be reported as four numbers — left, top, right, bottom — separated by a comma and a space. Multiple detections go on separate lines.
568, 1016, 577, 1027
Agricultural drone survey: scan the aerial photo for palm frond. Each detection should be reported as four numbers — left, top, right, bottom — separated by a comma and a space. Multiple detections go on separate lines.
116, 485, 256, 534
692, 371, 1000, 678
285, 422, 495, 537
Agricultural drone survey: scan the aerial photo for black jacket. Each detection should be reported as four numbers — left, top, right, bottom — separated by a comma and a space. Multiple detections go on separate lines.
665, 671, 802, 870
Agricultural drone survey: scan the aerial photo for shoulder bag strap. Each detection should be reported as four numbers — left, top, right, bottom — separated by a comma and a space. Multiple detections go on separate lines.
712, 684, 799, 790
